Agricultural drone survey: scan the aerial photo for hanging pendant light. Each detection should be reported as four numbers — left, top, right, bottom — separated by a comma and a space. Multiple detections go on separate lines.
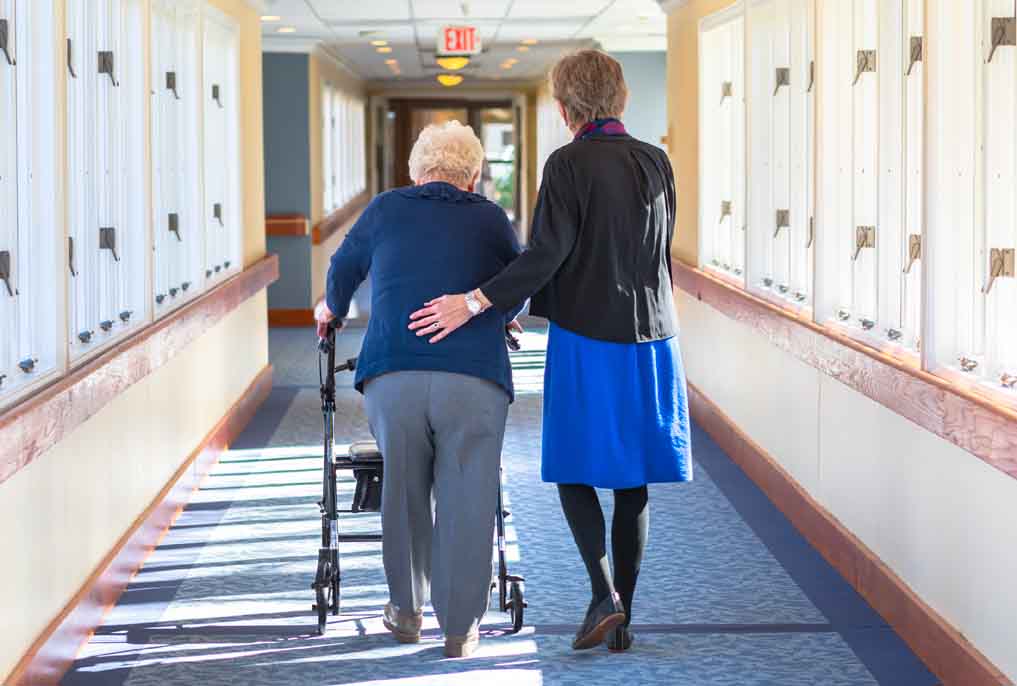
437, 74, 464, 87
436, 56, 470, 71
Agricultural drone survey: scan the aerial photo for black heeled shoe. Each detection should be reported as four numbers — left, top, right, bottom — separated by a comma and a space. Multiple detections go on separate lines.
572, 593, 626, 650
607, 625, 633, 652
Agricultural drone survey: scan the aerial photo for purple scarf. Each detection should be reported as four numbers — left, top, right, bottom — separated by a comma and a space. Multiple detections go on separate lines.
574, 118, 628, 141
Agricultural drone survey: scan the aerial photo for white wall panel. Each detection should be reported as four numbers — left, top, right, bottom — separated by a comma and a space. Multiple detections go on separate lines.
677, 291, 822, 493
699, 4, 746, 282
66, 0, 148, 362
815, 0, 923, 353
926, 0, 1017, 396
818, 374, 1017, 682
0, 0, 60, 408
744, 0, 814, 305
202, 5, 241, 285
152, 0, 203, 317
677, 290, 1017, 682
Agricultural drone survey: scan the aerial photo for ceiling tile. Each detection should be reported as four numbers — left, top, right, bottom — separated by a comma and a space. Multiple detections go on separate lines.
310, 0, 412, 22
495, 20, 589, 42
328, 24, 417, 43
412, 0, 511, 21
507, 0, 608, 19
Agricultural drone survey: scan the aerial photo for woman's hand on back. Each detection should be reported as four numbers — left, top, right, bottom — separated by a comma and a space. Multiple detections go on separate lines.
409, 294, 472, 343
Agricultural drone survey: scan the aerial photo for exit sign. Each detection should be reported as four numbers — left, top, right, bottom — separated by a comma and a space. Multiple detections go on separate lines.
438, 26, 481, 56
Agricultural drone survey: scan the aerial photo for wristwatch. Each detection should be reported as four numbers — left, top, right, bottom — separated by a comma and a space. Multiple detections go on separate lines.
465, 290, 483, 316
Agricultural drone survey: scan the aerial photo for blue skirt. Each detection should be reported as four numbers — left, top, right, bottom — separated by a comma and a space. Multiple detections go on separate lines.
541, 323, 693, 489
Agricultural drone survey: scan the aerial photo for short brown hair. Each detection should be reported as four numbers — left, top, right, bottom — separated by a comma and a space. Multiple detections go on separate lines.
549, 50, 629, 127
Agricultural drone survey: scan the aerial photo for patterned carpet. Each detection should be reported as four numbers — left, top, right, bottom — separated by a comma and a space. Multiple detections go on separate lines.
63, 321, 936, 686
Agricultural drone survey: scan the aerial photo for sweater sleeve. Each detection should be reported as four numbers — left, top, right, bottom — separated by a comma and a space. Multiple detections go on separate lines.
479, 155, 579, 314
325, 202, 374, 319
488, 207, 526, 322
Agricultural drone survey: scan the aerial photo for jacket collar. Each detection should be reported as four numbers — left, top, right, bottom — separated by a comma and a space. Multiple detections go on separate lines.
396, 181, 487, 203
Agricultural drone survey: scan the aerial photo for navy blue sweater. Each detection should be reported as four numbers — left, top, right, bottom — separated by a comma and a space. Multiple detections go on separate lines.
326, 182, 523, 400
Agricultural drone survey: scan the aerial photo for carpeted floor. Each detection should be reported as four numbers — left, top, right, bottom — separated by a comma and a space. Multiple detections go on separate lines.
62, 321, 936, 686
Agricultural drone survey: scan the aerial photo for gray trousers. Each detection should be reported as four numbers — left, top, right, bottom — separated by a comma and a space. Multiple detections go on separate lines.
364, 371, 509, 638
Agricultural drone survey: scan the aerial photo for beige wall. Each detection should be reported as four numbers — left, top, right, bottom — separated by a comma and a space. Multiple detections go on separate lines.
0, 293, 268, 679
676, 290, 1017, 682
1, 0, 268, 680
667, 0, 739, 266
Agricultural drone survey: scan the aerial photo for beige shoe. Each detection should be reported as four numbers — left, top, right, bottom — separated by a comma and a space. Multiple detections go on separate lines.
443, 631, 480, 658
383, 602, 423, 644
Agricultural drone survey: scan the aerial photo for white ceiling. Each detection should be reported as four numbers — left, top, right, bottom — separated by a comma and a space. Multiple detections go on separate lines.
254, 0, 667, 85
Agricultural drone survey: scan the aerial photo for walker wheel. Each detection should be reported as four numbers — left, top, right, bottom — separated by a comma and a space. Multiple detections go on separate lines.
313, 558, 332, 635
508, 581, 525, 634
314, 583, 328, 635
331, 575, 341, 616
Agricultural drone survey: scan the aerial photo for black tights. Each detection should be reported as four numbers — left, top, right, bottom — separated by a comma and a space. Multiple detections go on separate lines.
557, 484, 649, 626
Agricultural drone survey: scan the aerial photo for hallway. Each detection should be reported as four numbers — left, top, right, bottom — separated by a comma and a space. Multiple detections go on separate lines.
61, 322, 934, 686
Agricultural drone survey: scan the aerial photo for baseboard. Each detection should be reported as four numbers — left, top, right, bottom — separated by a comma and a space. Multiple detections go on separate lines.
7, 364, 274, 686
268, 308, 314, 327
686, 382, 1012, 686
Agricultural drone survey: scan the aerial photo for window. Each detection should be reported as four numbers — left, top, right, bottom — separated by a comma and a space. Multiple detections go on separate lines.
202, 5, 241, 285
814, 0, 924, 351
66, 0, 148, 361
354, 98, 366, 197
323, 82, 334, 212
324, 87, 366, 215
698, 4, 746, 282
745, 0, 814, 305
151, 0, 203, 315
0, 0, 59, 402
536, 89, 572, 186
926, 0, 1017, 392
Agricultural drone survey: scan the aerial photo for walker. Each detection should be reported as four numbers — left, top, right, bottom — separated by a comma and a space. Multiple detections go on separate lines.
311, 322, 526, 635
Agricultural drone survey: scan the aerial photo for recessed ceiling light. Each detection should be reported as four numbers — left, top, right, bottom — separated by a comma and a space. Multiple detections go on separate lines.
277, 26, 296, 33
385, 59, 398, 65
376, 46, 393, 53
437, 74, 464, 87
521, 38, 538, 45
516, 45, 530, 52
436, 56, 470, 71
371, 40, 388, 46
261, 15, 281, 22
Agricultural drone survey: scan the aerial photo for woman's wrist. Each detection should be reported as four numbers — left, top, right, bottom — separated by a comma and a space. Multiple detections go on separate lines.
473, 289, 493, 312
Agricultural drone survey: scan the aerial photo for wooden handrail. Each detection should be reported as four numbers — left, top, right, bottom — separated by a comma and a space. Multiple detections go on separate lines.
672, 259, 1017, 481
0, 254, 279, 486
312, 193, 370, 245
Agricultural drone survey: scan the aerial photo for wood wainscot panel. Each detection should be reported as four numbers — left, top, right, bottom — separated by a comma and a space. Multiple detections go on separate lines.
672, 260, 1017, 481
312, 193, 370, 245
687, 382, 1012, 686
6, 365, 274, 686
266, 213, 309, 237
268, 308, 315, 327
0, 254, 279, 487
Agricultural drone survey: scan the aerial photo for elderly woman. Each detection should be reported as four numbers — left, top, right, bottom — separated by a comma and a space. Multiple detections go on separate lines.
409, 50, 692, 653
315, 121, 522, 658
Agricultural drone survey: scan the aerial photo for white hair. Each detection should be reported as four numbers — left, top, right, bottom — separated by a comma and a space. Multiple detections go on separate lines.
408, 120, 485, 188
